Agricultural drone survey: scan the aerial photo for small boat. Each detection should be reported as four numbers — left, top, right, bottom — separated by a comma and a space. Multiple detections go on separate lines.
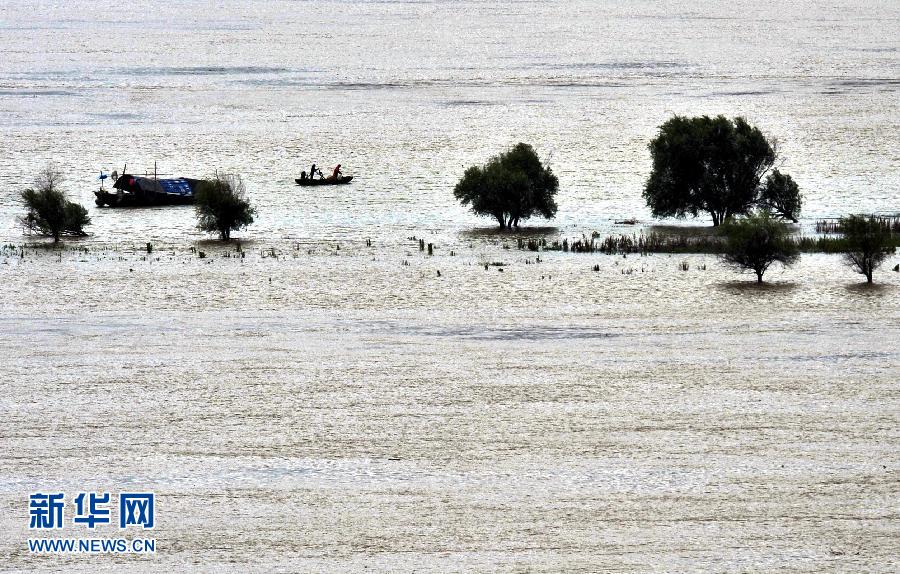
95, 174, 200, 207
295, 176, 353, 186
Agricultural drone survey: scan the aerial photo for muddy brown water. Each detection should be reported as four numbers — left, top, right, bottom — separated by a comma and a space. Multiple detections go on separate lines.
2, 0, 899, 569
1, 242, 897, 572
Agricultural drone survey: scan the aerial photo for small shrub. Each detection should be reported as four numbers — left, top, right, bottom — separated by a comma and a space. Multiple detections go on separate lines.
721, 211, 799, 283
759, 169, 802, 222
839, 214, 895, 283
195, 173, 255, 241
19, 165, 91, 242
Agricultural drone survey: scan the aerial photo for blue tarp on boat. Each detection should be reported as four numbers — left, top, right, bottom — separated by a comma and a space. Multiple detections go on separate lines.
116, 175, 196, 196
158, 179, 194, 196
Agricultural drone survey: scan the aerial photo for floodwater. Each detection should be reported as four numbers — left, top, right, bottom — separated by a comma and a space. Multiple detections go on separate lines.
1, 1, 899, 572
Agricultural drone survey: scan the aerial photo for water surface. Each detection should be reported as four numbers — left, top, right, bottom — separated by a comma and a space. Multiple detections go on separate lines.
1, 1, 899, 572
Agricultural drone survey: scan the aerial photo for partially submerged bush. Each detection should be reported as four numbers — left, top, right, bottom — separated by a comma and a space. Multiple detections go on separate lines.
839, 214, 895, 283
721, 211, 799, 283
20, 165, 91, 242
195, 174, 255, 241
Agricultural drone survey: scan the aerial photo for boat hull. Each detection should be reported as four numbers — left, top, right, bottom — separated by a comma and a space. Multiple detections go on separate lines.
94, 190, 195, 207
95, 174, 199, 207
295, 176, 353, 186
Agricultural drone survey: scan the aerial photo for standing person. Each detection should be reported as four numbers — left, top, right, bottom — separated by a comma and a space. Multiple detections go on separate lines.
330, 164, 342, 180
310, 163, 322, 179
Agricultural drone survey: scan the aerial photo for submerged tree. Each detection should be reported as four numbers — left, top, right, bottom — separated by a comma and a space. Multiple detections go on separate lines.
20, 164, 91, 242
454, 143, 558, 229
839, 214, 895, 284
195, 173, 255, 241
644, 115, 801, 225
721, 211, 799, 283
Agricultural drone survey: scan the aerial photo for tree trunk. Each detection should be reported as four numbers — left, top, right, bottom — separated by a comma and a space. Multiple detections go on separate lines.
866, 268, 873, 283
756, 270, 763, 283
711, 212, 720, 227
495, 214, 506, 229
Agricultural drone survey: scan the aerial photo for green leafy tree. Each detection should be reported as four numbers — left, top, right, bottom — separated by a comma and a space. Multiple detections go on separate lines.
19, 165, 91, 242
644, 115, 800, 225
195, 173, 255, 241
721, 211, 799, 283
454, 143, 558, 229
839, 214, 895, 283
759, 169, 802, 223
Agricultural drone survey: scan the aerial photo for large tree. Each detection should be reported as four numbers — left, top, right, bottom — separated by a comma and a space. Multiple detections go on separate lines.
839, 215, 895, 284
454, 143, 558, 229
721, 211, 799, 283
19, 164, 91, 242
644, 115, 800, 225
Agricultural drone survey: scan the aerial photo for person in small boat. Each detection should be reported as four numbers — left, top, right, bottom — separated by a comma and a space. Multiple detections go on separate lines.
309, 163, 323, 179
329, 164, 342, 180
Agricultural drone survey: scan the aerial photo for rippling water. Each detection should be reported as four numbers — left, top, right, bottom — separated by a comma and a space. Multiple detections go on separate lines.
1, 1, 899, 572
1, 0, 898, 242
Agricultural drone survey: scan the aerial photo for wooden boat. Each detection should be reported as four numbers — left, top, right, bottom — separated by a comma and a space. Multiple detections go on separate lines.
295, 176, 353, 186
95, 174, 199, 207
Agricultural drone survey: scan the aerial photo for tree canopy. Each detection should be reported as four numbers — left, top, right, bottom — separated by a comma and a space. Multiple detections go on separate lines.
721, 211, 799, 283
454, 143, 558, 229
644, 115, 800, 225
195, 174, 255, 241
20, 165, 90, 242
839, 215, 895, 283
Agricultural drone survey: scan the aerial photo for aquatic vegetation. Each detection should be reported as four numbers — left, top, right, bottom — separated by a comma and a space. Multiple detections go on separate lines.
815, 216, 900, 234
521, 228, 900, 256
538, 232, 725, 254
